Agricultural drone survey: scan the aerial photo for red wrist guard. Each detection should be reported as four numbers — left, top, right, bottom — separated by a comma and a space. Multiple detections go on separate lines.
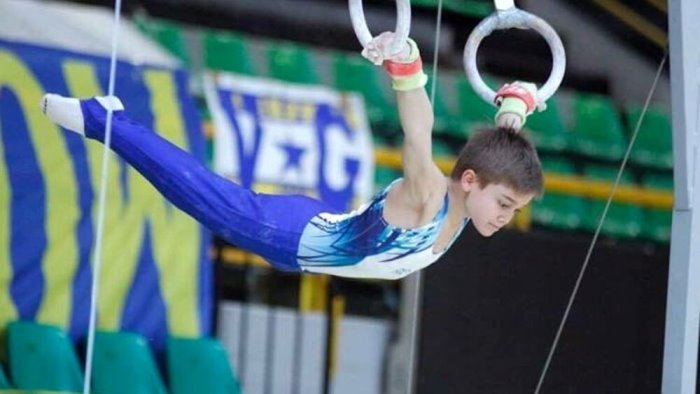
495, 84, 537, 113
383, 57, 423, 78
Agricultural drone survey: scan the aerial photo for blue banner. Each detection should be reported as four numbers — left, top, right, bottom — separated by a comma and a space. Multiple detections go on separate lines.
205, 73, 375, 213
0, 39, 211, 353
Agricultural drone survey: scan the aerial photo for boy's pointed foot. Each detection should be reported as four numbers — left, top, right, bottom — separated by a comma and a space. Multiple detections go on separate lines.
40, 94, 124, 136
41, 94, 84, 135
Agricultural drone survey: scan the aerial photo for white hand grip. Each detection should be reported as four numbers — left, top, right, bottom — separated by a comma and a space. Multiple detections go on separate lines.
463, 7, 566, 108
349, 0, 411, 55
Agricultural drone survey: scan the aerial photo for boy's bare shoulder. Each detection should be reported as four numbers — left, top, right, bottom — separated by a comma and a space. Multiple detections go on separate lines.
382, 177, 448, 228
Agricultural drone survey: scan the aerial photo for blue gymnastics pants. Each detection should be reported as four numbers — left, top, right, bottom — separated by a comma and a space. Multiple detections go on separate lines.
80, 98, 334, 271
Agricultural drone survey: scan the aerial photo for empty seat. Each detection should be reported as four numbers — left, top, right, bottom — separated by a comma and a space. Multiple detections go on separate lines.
265, 41, 319, 84
454, 77, 498, 138
0, 363, 11, 389
202, 29, 256, 75
581, 165, 643, 238
570, 94, 627, 160
7, 321, 83, 391
531, 158, 585, 230
432, 138, 456, 158
413, 0, 492, 16
374, 166, 401, 192
331, 51, 399, 129
411, 0, 442, 7
625, 105, 673, 169
525, 97, 569, 152
167, 336, 242, 394
133, 15, 190, 65
92, 331, 167, 394
425, 70, 463, 137
641, 173, 673, 242
444, 0, 493, 16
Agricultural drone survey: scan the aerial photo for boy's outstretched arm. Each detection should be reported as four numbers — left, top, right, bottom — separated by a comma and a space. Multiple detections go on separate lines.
395, 86, 445, 206
363, 33, 446, 208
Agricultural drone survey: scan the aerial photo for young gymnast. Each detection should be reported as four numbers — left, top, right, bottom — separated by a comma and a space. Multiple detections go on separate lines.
41, 34, 542, 280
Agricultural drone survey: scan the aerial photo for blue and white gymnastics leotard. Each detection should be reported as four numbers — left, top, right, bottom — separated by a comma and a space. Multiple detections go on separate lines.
77, 98, 467, 280
298, 181, 468, 279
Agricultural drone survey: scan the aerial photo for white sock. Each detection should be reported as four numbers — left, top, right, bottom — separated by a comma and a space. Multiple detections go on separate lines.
40, 94, 125, 136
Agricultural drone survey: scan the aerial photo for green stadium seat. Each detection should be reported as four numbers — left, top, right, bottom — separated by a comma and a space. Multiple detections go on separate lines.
641, 173, 673, 242
331, 52, 399, 129
411, 0, 440, 8
7, 321, 83, 391
202, 29, 256, 75
525, 97, 569, 152
167, 337, 242, 394
531, 158, 585, 230
425, 70, 462, 137
265, 41, 319, 84
581, 165, 643, 238
625, 105, 673, 169
0, 363, 11, 389
454, 77, 498, 138
444, 0, 493, 16
375, 166, 401, 193
570, 94, 627, 160
432, 138, 455, 158
412, 0, 492, 16
92, 331, 167, 394
133, 16, 190, 65
372, 133, 395, 148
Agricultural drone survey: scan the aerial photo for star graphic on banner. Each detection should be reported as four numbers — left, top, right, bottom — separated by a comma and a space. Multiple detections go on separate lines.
279, 142, 306, 171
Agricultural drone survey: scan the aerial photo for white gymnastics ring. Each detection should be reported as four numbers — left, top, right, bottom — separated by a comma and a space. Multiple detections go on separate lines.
463, 6, 566, 108
349, 0, 411, 55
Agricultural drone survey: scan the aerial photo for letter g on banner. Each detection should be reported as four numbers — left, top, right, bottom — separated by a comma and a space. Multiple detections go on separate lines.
315, 104, 361, 212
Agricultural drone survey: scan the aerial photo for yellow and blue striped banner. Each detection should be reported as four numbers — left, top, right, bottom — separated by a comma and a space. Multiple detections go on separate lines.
0, 40, 210, 352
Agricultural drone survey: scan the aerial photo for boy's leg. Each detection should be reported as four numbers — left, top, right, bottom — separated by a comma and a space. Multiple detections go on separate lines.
42, 95, 331, 271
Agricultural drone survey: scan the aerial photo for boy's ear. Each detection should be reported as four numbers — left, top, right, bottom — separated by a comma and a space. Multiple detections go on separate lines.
460, 169, 479, 192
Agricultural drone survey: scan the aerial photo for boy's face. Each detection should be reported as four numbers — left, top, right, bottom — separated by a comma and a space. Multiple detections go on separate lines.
460, 170, 534, 237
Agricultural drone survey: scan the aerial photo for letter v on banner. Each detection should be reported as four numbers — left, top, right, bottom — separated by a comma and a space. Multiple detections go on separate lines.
204, 72, 374, 211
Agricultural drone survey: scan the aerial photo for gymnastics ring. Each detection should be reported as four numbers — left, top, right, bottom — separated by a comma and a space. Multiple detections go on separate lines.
349, 0, 411, 56
463, 2, 566, 109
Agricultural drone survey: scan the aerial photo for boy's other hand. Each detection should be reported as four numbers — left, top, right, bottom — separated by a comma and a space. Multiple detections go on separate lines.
495, 81, 538, 131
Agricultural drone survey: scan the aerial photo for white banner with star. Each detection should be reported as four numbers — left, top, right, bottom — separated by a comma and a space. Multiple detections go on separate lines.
204, 72, 374, 212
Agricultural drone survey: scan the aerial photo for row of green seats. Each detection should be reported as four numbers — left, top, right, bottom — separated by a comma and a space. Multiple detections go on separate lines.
2, 321, 241, 394
531, 159, 672, 241
569, 94, 672, 168
527, 93, 672, 169
133, 17, 674, 170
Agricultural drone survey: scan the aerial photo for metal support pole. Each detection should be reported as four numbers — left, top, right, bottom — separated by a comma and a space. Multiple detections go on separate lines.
387, 272, 423, 394
662, 0, 700, 392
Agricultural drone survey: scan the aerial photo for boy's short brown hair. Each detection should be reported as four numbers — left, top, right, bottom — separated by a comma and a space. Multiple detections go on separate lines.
450, 127, 544, 195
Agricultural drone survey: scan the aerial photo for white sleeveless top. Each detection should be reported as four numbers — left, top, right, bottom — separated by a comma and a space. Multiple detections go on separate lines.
296, 180, 468, 280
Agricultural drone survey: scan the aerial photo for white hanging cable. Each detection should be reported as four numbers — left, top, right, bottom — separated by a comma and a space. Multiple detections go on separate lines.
428, 0, 444, 105
405, 2, 445, 393
82, 1, 123, 393
533, 50, 668, 394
